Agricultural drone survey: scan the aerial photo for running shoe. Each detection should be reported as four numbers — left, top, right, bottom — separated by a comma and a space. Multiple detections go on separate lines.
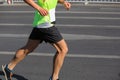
2, 65, 13, 80
49, 76, 59, 80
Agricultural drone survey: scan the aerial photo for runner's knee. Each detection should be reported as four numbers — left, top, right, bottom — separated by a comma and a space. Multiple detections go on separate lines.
15, 46, 34, 58
57, 47, 68, 55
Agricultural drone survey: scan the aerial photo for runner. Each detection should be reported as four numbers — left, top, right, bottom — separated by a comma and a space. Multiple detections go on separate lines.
2, 0, 71, 80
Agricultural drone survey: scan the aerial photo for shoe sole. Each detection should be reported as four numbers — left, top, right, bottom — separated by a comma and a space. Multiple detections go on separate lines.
2, 65, 8, 80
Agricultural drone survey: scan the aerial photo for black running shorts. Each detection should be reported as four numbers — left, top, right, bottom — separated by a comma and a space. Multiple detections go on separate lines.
29, 26, 63, 43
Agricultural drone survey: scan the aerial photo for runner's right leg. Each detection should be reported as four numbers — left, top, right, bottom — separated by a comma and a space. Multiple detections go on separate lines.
2, 39, 40, 80
8, 39, 40, 70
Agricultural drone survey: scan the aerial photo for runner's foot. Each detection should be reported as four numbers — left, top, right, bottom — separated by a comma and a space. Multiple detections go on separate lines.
2, 65, 13, 80
49, 76, 59, 80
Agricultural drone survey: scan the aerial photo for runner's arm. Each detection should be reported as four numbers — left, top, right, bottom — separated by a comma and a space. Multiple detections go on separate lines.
58, 0, 71, 10
23, 0, 48, 16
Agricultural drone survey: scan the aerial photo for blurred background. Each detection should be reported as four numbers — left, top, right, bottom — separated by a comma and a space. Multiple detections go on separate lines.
0, 0, 120, 80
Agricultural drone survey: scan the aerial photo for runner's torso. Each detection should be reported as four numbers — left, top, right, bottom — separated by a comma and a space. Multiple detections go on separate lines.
33, 0, 58, 28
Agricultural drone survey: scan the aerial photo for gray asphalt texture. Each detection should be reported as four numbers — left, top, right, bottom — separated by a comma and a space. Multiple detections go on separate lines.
0, 3, 120, 80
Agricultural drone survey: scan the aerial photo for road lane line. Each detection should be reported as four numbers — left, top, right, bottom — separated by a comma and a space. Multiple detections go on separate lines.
0, 24, 120, 28
0, 33, 120, 40
0, 11, 120, 14
0, 23, 32, 26
1, 15, 119, 20
0, 51, 120, 59
57, 16, 120, 20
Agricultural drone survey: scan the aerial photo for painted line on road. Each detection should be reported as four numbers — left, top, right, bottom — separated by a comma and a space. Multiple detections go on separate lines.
1, 15, 119, 20
1, 15, 118, 20
0, 33, 120, 40
0, 51, 120, 59
100, 7, 120, 10
0, 23, 120, 28
57, 16, 120, 20
1, 11, 119, 20
0, 11, 120, 14
0, 23, 32, 26
0, 11, 34, 13
61, 24, 120, 28
1, 3, 120, 7
57, 11, 120, 14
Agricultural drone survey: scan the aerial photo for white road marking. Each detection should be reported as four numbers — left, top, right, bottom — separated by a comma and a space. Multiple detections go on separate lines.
0, 23, 32, 26
57, 16, 120, 20
1, 14, 119, 20
0, 11, 34, 13
100, 8, 120, 11
62, 34, 120, 40
1, 11, 119, 20
0, 11, 120, 14
57, 11, 120, 14
0, 33, 120, 40
0, 51, 120, 59
0, 34, 27, 38
0, 23, 120, 28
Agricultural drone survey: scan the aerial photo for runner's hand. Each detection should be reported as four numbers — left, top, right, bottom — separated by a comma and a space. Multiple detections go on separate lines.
63, 2, 71, 10
38, 7, 48, 16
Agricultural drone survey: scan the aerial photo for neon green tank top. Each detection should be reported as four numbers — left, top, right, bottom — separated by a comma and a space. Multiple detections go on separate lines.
33, 0, 58, 28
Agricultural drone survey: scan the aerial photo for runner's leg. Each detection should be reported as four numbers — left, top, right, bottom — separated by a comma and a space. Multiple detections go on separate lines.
51, 39, 68, 80
7, 39, 40, 70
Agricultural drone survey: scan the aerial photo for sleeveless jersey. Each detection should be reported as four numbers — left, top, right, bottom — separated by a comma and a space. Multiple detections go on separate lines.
33, 0, 58, 28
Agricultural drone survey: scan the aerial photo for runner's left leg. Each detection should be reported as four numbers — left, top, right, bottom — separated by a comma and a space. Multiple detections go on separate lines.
51, 39, 68, 80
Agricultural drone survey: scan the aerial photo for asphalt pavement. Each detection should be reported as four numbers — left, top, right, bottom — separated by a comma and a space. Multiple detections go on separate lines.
0, 3, 120, 80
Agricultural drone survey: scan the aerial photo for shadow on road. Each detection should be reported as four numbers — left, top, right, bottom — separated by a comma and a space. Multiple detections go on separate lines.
0, 71, 28, 80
